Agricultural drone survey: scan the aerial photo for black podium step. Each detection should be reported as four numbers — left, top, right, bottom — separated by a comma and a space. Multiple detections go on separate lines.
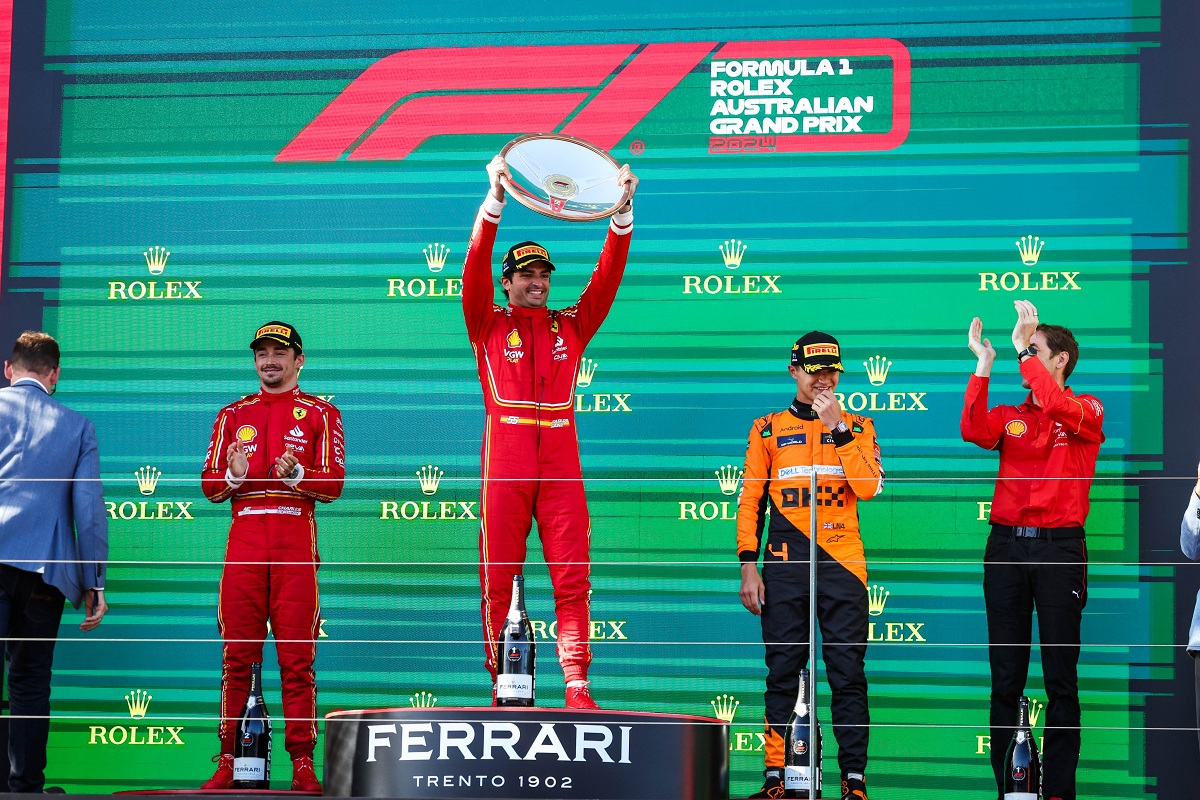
323, 706, 729, 799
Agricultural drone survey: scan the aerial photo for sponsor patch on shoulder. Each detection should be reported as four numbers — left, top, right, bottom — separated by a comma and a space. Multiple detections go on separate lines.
852, 423, 864, 433
777, 433, 807, 447
760, 421, 773, 438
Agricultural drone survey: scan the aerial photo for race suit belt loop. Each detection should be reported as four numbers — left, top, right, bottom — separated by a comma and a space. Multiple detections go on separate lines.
993, 524, 1085, 540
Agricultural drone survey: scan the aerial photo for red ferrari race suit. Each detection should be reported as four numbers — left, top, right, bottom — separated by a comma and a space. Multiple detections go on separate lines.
462, 194, 632, 684
201, 386, 345, 758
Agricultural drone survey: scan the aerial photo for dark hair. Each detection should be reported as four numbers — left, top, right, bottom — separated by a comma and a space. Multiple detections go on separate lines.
1037, 323, 1079, 380
10, 331, 60, 374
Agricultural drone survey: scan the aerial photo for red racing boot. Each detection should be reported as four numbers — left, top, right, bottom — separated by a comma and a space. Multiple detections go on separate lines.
200, 754, 234, 789
565, 682, 600, 710
291, 754, 322, 793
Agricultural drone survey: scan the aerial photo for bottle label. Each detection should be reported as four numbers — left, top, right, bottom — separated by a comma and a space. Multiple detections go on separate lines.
233, 757, 266, 781
1003, 794, 1037, 800
784, 765, 811, 790
496, 674, 533, 699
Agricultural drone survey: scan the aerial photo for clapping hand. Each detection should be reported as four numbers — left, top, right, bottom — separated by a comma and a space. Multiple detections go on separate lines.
1011, 300, 1039, 352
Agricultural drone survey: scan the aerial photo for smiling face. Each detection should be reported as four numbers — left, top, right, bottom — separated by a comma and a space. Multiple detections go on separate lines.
501, 262, 552, 309
789, 365, 841, 404
254, 341, 304, 393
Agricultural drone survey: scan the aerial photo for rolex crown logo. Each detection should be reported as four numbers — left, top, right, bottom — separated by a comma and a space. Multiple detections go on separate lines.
1028, 697, 1045, 728
143, 246, 170, 276
576, 358, 598, 388
867, 583, 890, 616
710, 693, 739, 723
417, 465, 444, 496
423, 242, 449, 274
409, 690, 438, 709
719, 239, 746, 270
125, 689, 152, 719
863, 355, 892, 387
135, 466, 162, 496
715, 464, 743, 496
1015, 235, 1044, 266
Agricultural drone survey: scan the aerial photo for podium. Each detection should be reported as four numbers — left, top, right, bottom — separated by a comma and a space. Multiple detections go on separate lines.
323, 707, 729, 799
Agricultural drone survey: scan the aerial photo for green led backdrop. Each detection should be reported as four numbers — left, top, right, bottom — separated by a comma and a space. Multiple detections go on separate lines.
0, 1, 1193, 796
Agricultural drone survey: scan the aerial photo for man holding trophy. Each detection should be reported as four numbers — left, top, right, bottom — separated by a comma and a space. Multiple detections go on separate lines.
461, 148, 637, 709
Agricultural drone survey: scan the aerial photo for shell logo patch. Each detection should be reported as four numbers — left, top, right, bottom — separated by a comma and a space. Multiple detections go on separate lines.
506, 329, 522, 348
235, 425, 258, 443
1005, 420, 1028, 437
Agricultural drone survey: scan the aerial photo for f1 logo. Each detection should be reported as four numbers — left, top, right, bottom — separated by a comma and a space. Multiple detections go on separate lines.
276, 39, 910, 161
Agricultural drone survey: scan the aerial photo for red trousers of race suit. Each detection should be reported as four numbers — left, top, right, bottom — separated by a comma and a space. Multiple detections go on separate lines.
217, 511, 320, 758
479, 414, 592, 684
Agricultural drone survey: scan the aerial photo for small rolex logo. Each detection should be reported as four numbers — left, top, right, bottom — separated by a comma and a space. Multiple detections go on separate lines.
135, 466, 162, 496
417, 465, 444, 496
576, 358, 598, 388
863, 355, 892, 387
409, 691, 438, 709
143, 246, 170, 276
710, 693, 739, 723
719, 239, 746, 270
1028, 697, 1045, 728
1015, 235, 1044, 266
867, 584, 890, 616
125, 689, 152, 719
423, 243, 449, 274
715, 464, 743, 496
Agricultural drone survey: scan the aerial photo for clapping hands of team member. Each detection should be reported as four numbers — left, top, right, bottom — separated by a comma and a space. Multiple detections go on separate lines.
968, 317, 997, 377
274, 447, 298, 479
227, 439, 248, 479
1011, 299, 1039, 352
812, 387, 844, 430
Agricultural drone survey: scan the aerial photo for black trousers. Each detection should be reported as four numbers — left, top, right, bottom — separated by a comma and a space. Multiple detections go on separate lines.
0, 564, 66, 793
983, 532, 1087, 800
761, 537, 869, 776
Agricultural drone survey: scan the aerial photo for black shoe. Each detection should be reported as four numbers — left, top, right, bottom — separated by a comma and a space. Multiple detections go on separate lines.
43, 788, 67, 795
840, 774, 868, 800
749, 768, 785, 799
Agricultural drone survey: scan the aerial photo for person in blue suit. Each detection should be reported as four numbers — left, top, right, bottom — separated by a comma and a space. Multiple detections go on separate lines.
0, 331, 108, 792
1181, 460, 1200, 755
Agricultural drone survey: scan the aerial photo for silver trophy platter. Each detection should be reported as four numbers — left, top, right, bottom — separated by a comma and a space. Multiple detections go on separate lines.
498, 134, 630, 222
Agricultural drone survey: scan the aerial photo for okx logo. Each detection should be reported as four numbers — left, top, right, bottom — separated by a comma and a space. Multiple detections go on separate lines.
276, 40, 909, 162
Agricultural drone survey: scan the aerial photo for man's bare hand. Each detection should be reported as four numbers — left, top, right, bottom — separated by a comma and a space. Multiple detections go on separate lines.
227, 440, 248, 479
486, 154, 509, 202
274, 447, 298, 479
1012, 300, 1039, 352
616, 164, 638, 212
80, 589, 107, 631
740, 563, 765, 615
811, 389, 844, 430
968, 317, 996, 376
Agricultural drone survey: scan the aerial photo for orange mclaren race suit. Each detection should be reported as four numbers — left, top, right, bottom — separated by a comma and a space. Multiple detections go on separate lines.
737, 398, 884, 776
201, 387, 345, 758
462, 194, 632, 684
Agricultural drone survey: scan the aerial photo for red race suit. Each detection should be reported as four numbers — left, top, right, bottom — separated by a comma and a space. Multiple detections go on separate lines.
201, 386, 345, 758
462, 194, 632, 684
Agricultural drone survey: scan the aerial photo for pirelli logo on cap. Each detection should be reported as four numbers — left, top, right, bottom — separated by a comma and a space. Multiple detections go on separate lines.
256, 324, 292, 340
512, 245, 549, 263
803, 343, 839, 358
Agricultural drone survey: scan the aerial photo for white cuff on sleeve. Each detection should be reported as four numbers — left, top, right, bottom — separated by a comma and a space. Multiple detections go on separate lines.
281, 464, 305, 488
481, 194, 506, 221
610, 207, 633, 232
225, 468, 246, 489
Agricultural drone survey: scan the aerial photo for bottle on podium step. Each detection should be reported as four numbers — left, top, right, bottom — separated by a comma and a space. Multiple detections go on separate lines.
233, 661, 273, 789
496, 574, 536, 706
1002, 695, 1041, 800
784, 667, 821, 798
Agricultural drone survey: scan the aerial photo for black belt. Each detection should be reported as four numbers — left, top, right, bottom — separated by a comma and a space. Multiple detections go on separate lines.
992, 524, 1085, 540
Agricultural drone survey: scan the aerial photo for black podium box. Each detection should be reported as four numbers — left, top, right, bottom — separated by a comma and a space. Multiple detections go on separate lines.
324, 706, 729, 799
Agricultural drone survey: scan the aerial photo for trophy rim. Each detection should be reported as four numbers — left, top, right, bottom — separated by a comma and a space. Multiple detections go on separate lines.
499, 133, 630, 223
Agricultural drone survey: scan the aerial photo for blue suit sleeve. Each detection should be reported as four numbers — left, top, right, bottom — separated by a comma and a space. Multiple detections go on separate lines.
72, 419, 108, 591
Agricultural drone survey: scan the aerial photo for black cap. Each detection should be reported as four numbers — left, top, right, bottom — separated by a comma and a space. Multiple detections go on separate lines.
250, 321, 302, 354
790, 331, 843, 373
502, 241, 556, 278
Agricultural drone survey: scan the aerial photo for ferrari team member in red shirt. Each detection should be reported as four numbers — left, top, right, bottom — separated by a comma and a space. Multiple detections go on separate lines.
462, 154, 636, 709
961, 300, 1103, 800
200, 322, 345, 792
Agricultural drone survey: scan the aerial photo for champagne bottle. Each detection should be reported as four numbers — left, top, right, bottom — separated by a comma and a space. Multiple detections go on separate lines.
496, 574, 536, 706
783, 668, 821, 798
233, 662, 273, 789
1002, 695, 1041, 800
